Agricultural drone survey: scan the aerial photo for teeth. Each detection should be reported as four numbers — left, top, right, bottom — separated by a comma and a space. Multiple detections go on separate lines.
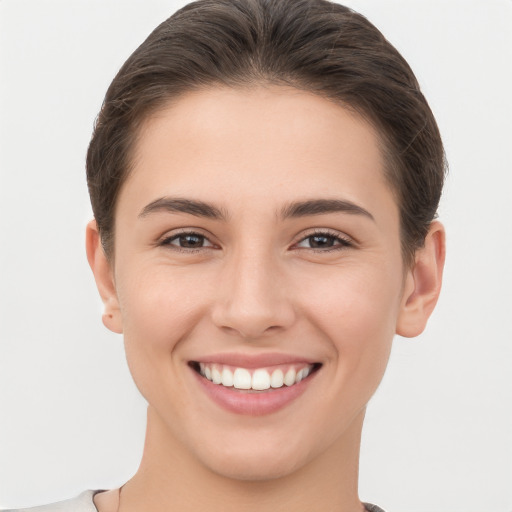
221, 367, 234, 387
284, 368, 296, 386
198, 363, 315, 391
212, 367, 222, 384
233, 368, 252, 390
251, 369, 271, 390
270, 369, 284, 388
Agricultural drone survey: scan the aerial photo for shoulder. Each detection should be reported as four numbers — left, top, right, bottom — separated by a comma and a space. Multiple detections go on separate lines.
0, 490, 100, 512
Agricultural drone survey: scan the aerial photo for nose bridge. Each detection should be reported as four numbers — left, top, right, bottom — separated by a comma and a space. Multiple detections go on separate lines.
212, 242, 294, 338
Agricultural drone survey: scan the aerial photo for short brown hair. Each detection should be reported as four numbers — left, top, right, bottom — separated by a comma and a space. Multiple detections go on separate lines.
86, 0, 446, 265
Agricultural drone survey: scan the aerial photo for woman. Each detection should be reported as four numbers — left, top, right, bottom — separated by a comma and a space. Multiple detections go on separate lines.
2, 0, 446, 511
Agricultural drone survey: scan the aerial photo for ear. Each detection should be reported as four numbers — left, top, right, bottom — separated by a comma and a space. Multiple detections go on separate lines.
396, 221, 446, 338
85, 220, 123, 334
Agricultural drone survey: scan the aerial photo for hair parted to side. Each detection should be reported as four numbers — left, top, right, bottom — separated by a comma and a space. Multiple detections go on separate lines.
86, 0, 446, 265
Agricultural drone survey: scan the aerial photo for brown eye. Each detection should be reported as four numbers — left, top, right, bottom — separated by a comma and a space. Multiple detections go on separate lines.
163, 232, 214, 249
307, 234, 337, 248
295, 232, 352, 250
178, 234, 205, 248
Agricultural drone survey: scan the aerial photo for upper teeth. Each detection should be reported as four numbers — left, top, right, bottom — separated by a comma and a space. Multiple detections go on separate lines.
198, 363, 313, 390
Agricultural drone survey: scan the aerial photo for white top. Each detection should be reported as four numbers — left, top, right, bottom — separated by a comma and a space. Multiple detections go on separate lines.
1, 491, 99, 512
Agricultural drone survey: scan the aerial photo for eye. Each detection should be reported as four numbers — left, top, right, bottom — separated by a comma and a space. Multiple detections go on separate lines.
294, 231, 352, 251
161, 231, 215, 250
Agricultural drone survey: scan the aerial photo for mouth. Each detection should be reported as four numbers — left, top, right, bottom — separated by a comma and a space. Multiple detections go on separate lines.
188, 358, 322, 415
189, 361, 322, 391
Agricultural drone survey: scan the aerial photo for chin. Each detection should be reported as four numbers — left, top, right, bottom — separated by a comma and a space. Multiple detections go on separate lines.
201, 447, 307, 482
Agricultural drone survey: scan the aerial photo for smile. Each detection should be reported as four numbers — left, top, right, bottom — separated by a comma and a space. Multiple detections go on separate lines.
189, 359, 321, 415
195, 362, 318, 391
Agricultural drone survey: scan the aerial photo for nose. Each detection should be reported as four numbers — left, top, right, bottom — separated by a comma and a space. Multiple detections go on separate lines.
211, 249, 296, 339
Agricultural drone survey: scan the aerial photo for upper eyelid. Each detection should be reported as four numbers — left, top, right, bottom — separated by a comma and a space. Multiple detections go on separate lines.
293, 228, 353, 243
157, 227, 354, 248
159, 227, 215, 242
156, 231, 216, 252
159, 232, 218, 252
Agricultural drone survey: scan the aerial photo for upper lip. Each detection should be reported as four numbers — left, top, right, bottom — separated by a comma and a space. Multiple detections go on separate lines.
191, 352, 318, 369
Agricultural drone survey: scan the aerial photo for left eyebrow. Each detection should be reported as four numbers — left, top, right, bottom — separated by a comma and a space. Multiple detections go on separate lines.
280, 199, 374, 221
138, 197, 228, 220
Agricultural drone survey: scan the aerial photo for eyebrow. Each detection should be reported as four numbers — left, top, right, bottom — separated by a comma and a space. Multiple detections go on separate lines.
280, 199, 374, 220
138, 197, 228, 220
138, 196, 373, 222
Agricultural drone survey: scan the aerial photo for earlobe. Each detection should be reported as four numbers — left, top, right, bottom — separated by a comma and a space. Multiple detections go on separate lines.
85, 220, 123, 334
396, 221, 446, 338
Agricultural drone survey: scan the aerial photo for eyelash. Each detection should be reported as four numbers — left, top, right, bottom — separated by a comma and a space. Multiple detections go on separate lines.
159, 228, 353, 253
160, 230, 216, 253
292, 229, 353, 252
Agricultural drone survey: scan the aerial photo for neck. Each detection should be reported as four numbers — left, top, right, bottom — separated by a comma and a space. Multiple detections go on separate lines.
119, 407, 366, 512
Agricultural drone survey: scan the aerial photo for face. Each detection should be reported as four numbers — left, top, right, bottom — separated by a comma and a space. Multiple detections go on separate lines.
95, 86, 420, 481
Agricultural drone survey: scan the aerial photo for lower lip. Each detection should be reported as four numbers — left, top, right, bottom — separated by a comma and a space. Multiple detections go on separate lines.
192, 368, 317, 416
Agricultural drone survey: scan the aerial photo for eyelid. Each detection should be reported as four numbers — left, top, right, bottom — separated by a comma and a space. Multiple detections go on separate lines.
156, 227, 354, 252
158, 228, 219, 250
291, 228, 355, 250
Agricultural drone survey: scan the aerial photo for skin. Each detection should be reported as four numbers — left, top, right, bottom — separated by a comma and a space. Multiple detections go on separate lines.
87, 86, 445, 512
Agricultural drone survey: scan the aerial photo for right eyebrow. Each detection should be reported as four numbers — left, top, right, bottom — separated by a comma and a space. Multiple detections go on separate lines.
138, 197, 228, 221
280, 198, 374, 221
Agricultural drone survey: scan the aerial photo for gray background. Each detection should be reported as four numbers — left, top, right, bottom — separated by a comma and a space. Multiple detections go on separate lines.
0, 1, 511, 511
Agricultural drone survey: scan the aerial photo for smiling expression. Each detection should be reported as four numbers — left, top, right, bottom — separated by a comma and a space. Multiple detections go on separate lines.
95, 86, 416, 480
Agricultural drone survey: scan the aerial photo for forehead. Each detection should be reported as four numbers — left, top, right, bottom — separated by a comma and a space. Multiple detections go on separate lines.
122, 86, 396, 222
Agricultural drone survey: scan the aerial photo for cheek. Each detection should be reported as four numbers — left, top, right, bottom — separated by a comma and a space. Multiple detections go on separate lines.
300, 260, 402, 331
117, 263, 208, 344
114, 263, 212, 396
297, 263, 402, 379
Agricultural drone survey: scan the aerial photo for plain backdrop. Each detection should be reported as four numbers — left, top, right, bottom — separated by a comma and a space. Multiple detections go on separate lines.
1, 1, 511, 511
